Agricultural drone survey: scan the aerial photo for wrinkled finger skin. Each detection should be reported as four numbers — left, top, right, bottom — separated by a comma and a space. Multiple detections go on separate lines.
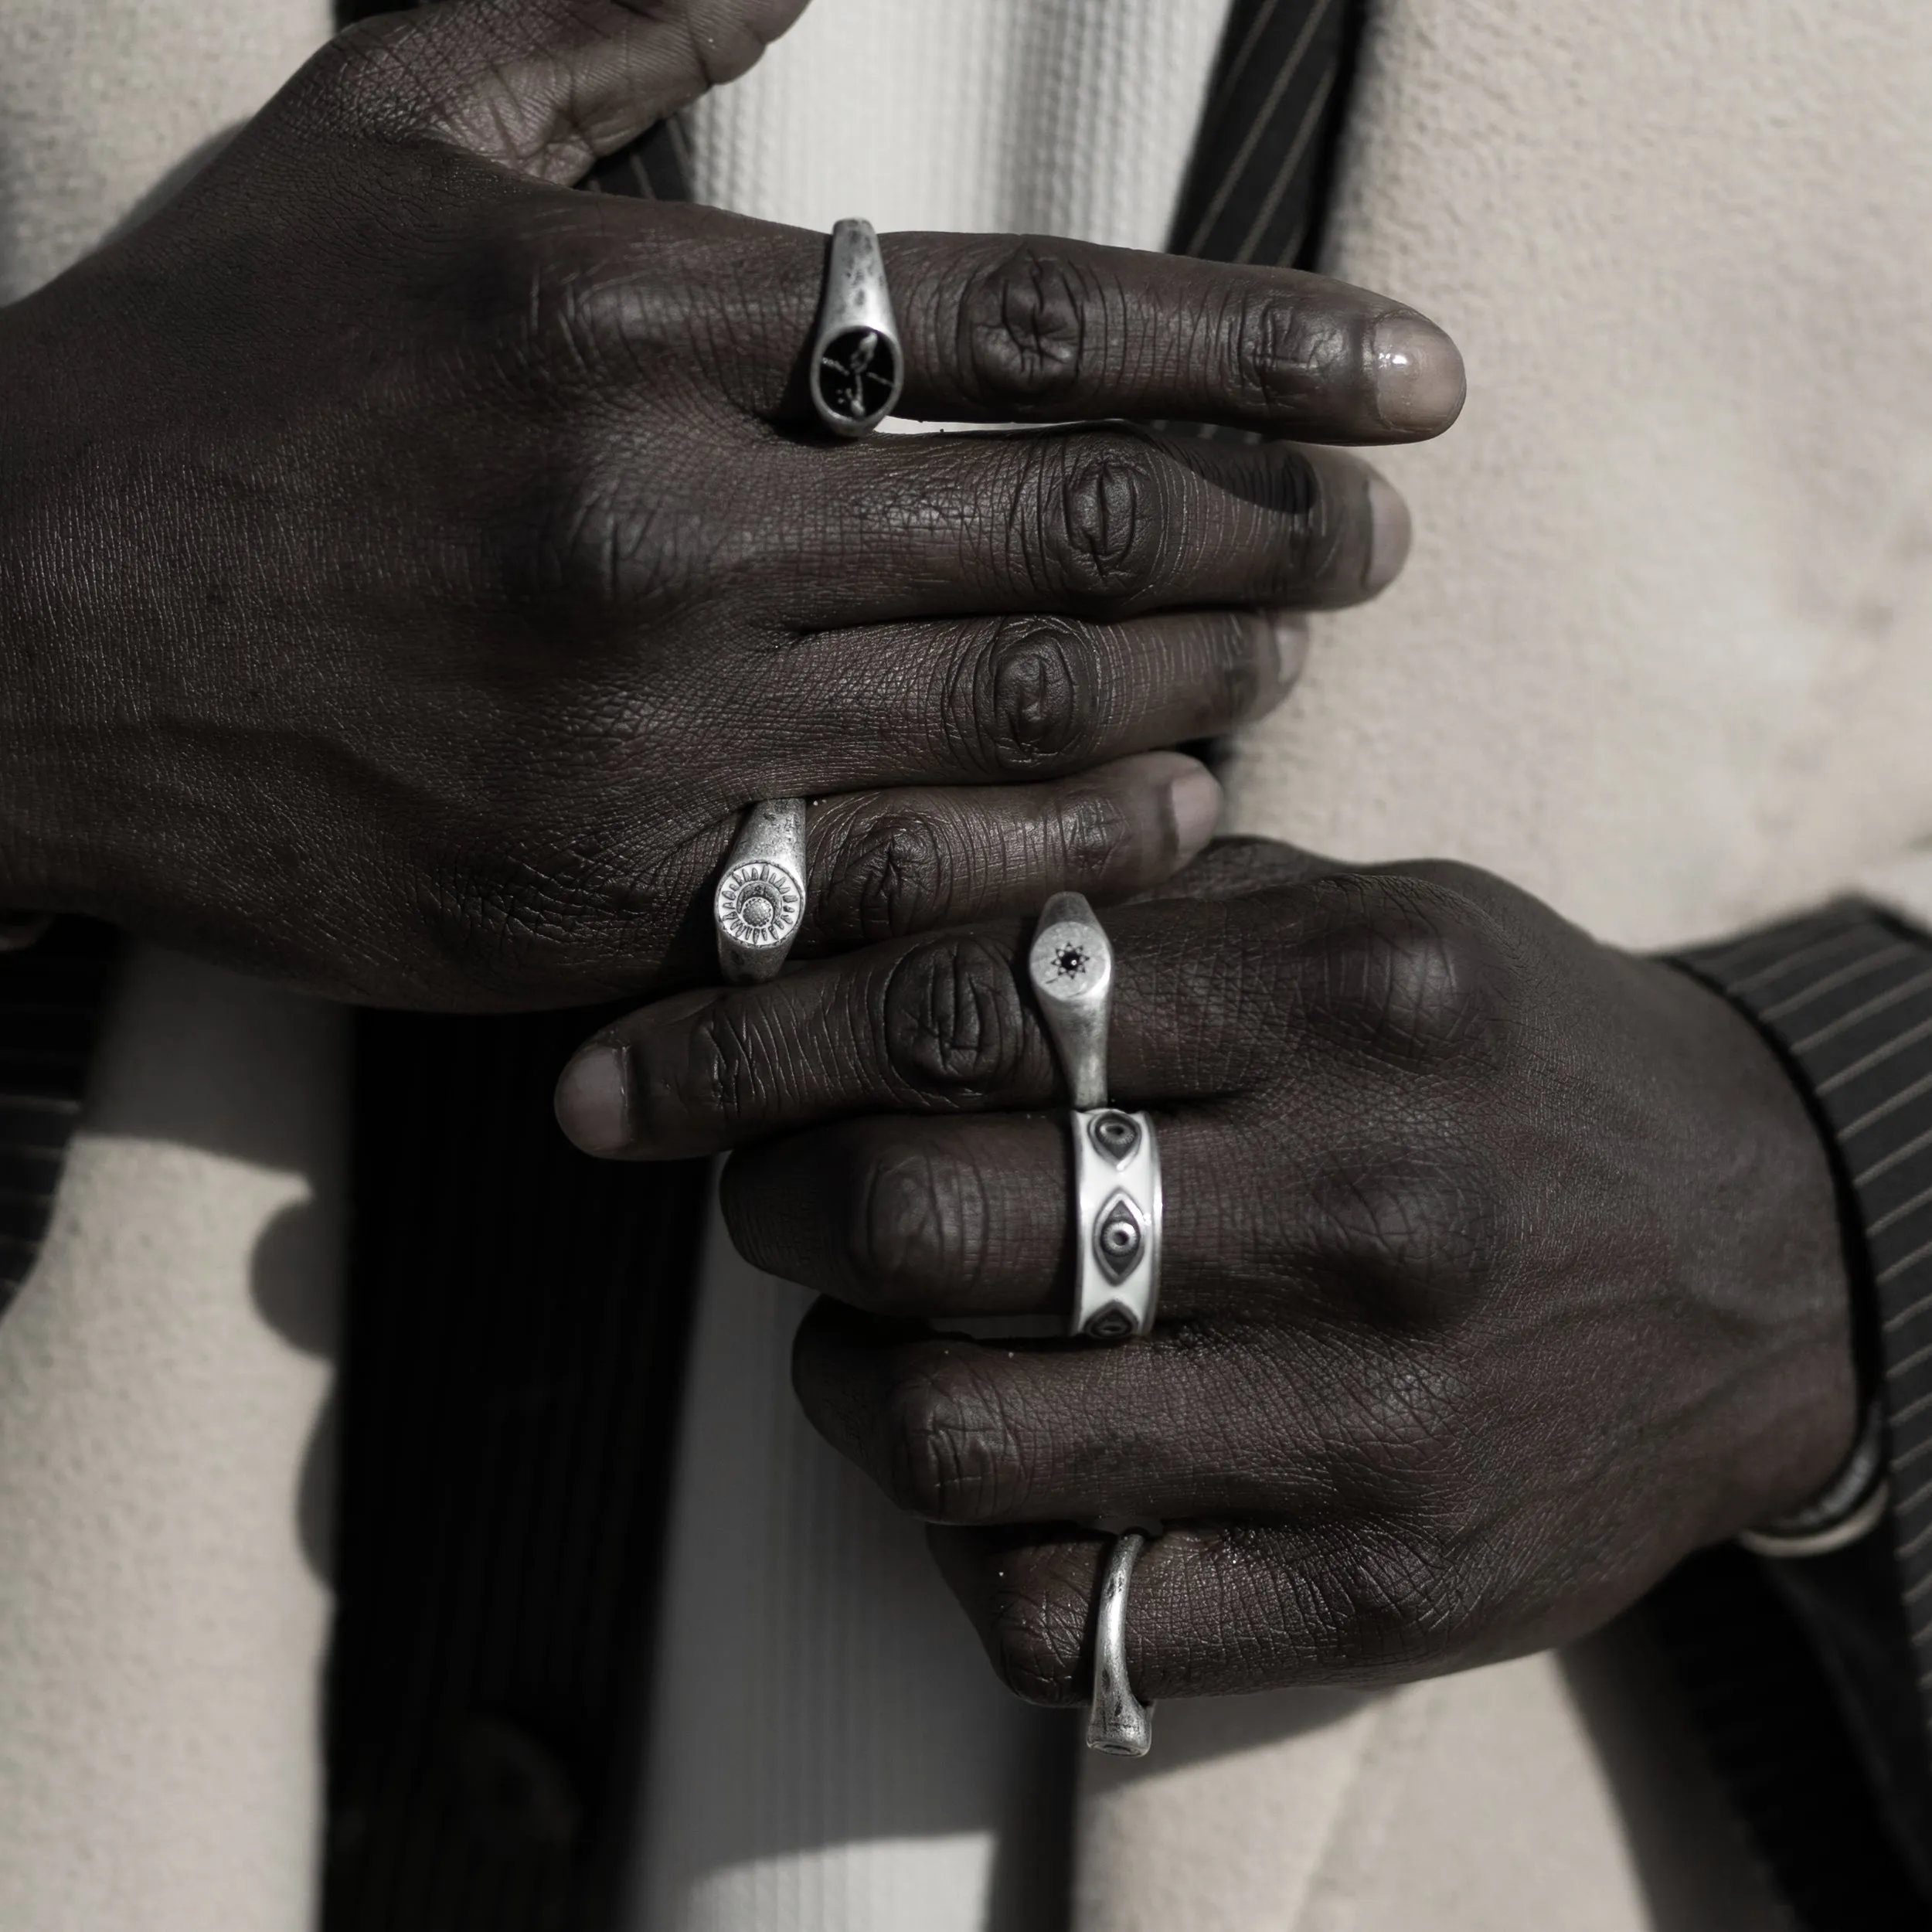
568, 839, 1858, 1702
0, 0, 1461, 1009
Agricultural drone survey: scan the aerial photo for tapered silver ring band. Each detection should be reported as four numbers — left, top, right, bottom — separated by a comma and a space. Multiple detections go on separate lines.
1028, 893, 1162, 1341
811, 218, 904, 437
715, 798, 807, 985
1086, 1529, 1155, 1757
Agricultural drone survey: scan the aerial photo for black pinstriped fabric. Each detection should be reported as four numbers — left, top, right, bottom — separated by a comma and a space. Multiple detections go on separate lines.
0, 921, 117, 1308
1158, 0, 1362, 462
1668, 904, 1932, 1919
1678, 904, 1932, 1734
1169, 0, 1365, 271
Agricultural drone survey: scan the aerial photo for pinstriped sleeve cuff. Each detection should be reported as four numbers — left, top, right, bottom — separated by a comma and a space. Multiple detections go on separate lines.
1673, 903, 1932, 1766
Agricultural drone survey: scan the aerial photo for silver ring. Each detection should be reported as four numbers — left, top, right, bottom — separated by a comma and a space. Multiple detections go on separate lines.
715, 798, 807, 985
1029, 893, 1162, 1341
1087, 1529, 1155, 1757
811, 219, 903, 437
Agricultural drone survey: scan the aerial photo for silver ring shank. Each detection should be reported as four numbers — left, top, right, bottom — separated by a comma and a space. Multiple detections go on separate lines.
1087, 1529, 1154, 1757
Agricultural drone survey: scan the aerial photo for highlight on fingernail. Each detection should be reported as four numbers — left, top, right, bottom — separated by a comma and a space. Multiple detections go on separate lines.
1368, 313, 1467, 435
556, 1043, 631, 1155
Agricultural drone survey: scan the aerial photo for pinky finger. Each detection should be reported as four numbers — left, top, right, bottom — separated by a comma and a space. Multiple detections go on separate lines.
927, 1518, 1478, 1708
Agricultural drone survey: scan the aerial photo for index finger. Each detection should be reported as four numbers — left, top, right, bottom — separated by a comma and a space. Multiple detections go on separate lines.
883, 234, 1465, 446
618, 216, 1464, 447
553, 894, 1281, 1159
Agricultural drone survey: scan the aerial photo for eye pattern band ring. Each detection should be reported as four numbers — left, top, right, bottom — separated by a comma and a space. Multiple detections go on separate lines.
715, 798, 807, 985
810, 218, 904, 437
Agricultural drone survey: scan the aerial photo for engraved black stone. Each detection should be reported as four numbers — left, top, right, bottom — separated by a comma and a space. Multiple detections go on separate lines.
1090, 1111, 1141, 1166
1094, 1192, 1144, 1283
1085, 1304, 1135, 1342
817, 328, 899, 423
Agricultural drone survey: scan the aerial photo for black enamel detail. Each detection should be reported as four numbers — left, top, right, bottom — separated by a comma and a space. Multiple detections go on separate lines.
1094, 1192, 1145, 1284
1089, 1111, 1141, 1167
1084, 1303, 1137, 1342
816, 328, 899, 423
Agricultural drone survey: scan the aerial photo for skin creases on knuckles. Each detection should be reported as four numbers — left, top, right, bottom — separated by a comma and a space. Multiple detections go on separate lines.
0, 0, 1462, 1008
704, 852, 1864, 1699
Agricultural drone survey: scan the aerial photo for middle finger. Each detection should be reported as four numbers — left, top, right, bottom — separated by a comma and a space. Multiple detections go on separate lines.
781, 427, 1407, 629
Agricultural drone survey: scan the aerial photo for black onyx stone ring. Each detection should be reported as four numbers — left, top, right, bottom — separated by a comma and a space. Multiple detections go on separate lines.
1027, 893, 1163, 1343
809, 219, 904, 437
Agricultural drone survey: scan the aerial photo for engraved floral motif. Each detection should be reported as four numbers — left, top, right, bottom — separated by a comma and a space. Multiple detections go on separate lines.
716, 859, 803, 951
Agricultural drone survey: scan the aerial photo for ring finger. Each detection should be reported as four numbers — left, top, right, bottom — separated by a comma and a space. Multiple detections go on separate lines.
756, 605, 1304, 798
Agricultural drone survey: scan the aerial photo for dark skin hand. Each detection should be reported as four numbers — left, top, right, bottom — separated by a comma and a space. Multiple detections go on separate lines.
0, 0, 1462, 1007
556, 839, 1857, 1703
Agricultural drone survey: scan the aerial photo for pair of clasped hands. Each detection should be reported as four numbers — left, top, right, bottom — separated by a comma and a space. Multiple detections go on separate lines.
1, 0, 1856, 1702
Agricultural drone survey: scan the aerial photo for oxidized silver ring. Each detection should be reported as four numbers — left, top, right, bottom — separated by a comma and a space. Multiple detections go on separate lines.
1086, 1529, 1155, 1757
715, 798, 807, 985
811, 219, 903, 437
1029, 893, 1162, 1342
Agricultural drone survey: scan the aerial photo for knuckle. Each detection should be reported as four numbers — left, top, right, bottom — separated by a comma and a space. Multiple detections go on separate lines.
843, 1147, 992, 1313
1310, 1516, 1481, 1674
414, 835, 638, 998
1229, 292, 1359, 417
1303, 1155, 1501, 1321
1025, 434, 1168, 611
879, 936, 1033, 1096
1302, 880, 1514, 1068
955, 243, 1098, 408
818, 811, 947, 944
308, 15, 446, 134
951, 617, 1101, 774
493, 458, 714, 633
880, 1355, 1022, 1522
1046, 784, 1136, 888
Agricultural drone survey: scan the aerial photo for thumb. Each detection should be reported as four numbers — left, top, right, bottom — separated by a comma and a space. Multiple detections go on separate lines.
306, 0, 810, 182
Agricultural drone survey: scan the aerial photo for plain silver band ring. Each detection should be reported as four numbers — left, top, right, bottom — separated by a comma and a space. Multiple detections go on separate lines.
1087, 1529, 1155, 1757
811, 219, 904, 437
715, 798, 807, 985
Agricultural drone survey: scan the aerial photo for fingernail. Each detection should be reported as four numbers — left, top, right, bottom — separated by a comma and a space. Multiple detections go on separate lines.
1363, 468, 1412, 597
1264, 610, 1310, 692
1167, 764, 1223, 861
556, 1045, 630, 1155
1368, 315, 1467, 434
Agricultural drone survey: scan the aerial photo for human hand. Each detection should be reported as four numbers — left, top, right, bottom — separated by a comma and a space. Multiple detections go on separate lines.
0, 0, 1461, 1007
556, 839, 1857, 1699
